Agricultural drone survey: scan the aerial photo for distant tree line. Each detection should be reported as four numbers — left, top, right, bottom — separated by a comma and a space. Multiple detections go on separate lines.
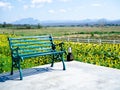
0, 22, 43, 29
0, 22, 120, 29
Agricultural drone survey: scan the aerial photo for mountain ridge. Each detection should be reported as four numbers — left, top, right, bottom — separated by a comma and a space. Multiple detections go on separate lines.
10, 17, 120, 26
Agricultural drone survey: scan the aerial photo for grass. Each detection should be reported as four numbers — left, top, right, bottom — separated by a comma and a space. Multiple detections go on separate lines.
0, 26, 120, 40
0, 26, 120, 35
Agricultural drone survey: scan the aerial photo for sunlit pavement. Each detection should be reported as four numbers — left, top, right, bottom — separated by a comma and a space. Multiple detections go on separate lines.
0, 61, 120, 90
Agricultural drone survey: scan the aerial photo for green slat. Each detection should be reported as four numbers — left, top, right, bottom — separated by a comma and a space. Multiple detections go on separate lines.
11, 40, 42, 44
20, 51, 64, 59
11, 42, 52, 47
11, 41, 50, 44
19, 50, 38, 53
12, 41, 50, 44
16, 46, 51, 50
18, 48, 52, 54
11, 38, 51, 43
11, 46, 52, 52
9, 35, 51, 40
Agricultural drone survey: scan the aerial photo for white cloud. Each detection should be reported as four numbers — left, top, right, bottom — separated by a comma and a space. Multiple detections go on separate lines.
48, 9, 67, 14
48, 9, 55, 13
23, 5, 29, 10
32, 0, 52, 4
30, 0, 52, 9
91, 3, 101, 7
59, 0, 70, 2
17, 0, 25, 3
23, 4, 44, 10
0, 1, 13, 9
32, 4, 44, 8
59, 9, 66, 13
17, 0, 23, 2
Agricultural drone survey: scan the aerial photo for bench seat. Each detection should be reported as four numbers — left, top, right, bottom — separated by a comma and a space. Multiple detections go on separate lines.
20, 51, 65, 59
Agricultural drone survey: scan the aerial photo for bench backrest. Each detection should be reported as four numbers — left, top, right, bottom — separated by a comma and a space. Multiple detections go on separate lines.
8, 35, 54, 58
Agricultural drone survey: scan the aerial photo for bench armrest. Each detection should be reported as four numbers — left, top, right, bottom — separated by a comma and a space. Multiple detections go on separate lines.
11, 47, 20, 58
11, 47, 19, 54
55, 42, 64, 46
53, 42, 66, 53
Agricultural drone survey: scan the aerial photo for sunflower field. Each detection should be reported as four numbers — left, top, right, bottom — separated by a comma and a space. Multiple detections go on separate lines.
63, 42, 120, 68
0, 34, 120, 73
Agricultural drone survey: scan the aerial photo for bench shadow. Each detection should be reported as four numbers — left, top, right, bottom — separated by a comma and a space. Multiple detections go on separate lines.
0, 67, 54, 82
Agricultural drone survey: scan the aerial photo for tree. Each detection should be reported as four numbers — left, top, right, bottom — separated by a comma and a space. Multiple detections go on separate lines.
2, 22, 6, 28
37, 23, 42, 29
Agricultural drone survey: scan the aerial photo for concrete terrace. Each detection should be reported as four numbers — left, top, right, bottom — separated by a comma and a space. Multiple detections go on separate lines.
0, 61, 120, 90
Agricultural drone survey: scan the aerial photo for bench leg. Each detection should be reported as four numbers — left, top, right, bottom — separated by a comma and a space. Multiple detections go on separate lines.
19, 68, 23, 80
10, 60, 14, 75
51, 54, 55, 67
18, 60, 23, 80
61, 54, 66, 70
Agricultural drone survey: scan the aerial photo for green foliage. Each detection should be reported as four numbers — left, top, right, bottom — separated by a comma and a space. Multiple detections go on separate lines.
91, 32, 94, 37
0, 34, 120, 74
62, 41, 120, 69
0, 54, 11, 73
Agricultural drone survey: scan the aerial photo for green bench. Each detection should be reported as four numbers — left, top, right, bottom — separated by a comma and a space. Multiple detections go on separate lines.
8, 35, 66, 80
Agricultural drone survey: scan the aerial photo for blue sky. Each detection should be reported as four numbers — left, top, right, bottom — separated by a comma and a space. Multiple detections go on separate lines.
0, 0, 120, 23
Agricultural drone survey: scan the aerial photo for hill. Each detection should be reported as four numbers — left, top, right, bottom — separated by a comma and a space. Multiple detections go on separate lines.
11, 18, 120, 26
